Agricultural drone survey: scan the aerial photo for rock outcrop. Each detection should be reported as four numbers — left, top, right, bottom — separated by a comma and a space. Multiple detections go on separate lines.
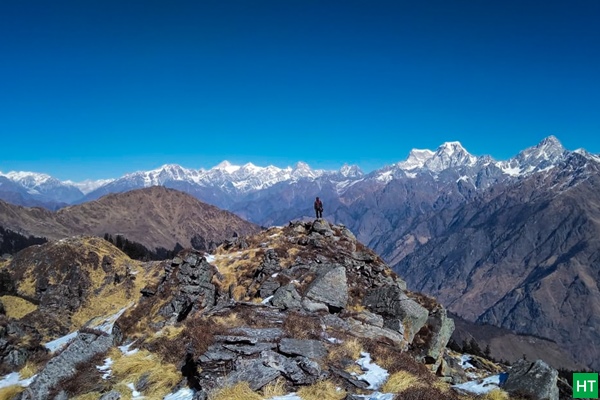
502, 359, 559, 400
0, 221, 560, 399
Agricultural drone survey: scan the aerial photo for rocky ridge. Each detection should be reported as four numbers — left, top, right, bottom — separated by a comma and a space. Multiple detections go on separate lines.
0, 222, 563, 399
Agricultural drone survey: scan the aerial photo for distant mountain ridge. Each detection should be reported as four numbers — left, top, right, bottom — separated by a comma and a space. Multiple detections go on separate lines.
0, 136, 589, 211
0, 186, 259, 253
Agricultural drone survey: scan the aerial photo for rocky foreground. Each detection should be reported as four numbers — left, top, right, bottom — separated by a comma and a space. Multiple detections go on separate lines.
0, 220, 565, 399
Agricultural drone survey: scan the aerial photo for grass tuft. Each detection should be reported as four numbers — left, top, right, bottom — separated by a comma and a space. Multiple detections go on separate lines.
0, 295, 37, 319
261, 377, 287, 398
208, 382, 262, 400
479, 389, 509, 400
297, 380, 346, 400
327, 338, 363, 366
0, 385, 25, 400
382, 371, 422, 393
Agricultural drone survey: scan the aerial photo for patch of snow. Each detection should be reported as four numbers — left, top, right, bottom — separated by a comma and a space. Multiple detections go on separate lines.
456, 176, 469, 183
355, 352, 389, 390
376, 171, 393, 183
404, 172, 417, 179
0, 372, 36, 389
45, 331, 78, 353
460, 355, 475, 370
501, 165, 522, 176
326, 337, 343, 344
164, 387, 195, 400
453, 374, 501, 395
97, 357, 113, 379
127, 382, 144, 398
204, 254, 216, 263
351, 393, 395, 400
119, 341, 139, 356
267, 394, 302, 400
271, 273, 279, 278
93, 305, 131, 334
261, 295, 274, 304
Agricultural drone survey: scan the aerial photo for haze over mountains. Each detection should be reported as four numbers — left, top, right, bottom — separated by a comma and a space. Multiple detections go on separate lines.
2, 135, 600, 371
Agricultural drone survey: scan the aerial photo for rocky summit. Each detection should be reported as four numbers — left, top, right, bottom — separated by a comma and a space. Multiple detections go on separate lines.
0, 222, 564, 399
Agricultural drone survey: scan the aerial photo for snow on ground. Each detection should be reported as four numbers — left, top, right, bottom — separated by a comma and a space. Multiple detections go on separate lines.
93, 305, 131, 334
351, 393, 395, 400
96, 358, 113, 380
460, 355, 475, 370
0, 372, 36, 389
355, 352, 389, 390
261, 295, 274, 304
44, 331, 78, 353
163, 387, 195, 400
267, 394, 302, 400
453, 374, 501, 395
127, 382, 144, 398
119, 341, 139, 356
204, 254, 216, 263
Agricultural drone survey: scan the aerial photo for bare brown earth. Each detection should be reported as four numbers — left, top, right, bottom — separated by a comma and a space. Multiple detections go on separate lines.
0, 186, 259, 252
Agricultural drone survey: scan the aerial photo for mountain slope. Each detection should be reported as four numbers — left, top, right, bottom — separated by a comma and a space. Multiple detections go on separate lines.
0, 187, 259, 252
395, 152, 600, 370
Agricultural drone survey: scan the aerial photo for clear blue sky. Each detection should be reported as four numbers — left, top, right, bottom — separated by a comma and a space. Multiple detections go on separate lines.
1, 0, 599, 181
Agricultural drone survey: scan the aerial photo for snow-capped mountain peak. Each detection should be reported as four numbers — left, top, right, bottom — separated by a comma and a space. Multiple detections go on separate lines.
65, 179, 116, 195
397, 149, 435, 170
213, 160, 241, 174
339, 164, 364, 178
424, 141, 477, 172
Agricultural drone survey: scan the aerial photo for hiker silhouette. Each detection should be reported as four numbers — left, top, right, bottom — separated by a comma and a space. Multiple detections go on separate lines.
314, 197, 323, 219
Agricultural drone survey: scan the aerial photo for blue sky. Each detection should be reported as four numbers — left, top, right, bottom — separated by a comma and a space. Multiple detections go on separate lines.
1, 0, 599, 181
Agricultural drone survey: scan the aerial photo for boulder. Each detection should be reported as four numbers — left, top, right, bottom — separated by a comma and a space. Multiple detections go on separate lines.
305, 265, 348, 312
364, 285, 429, 343
311, 219, 333, 235
99, 391, 121, 400
420, 308, 455, 366
502, 359, 559, 400
261, 350, 319, 385
271, 284, 302, 310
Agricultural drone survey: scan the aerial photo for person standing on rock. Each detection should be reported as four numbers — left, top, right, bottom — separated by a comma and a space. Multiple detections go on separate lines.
314, 196, 323, 219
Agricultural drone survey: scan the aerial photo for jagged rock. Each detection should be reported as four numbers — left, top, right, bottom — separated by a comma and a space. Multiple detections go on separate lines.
159, 254, 216, 321
301, 298, 330, 313
347, 318, 408, 349
226, 358, 280, 390
279, 338, 327, 360
311, 219, 333, 235
502, 359, 559, 400
262, 350, 315, 385
420, 308, 455, 366
351, 251, 375, 262
199, 344, 237, 362
352, 310, 384, 328
439, 354, 468, 384
135, 372, 151, 392
271, 284, 302, 310
215, 335, 258, 344
305, 265, 348, 312
259, 279, 281, 298
331, 367, 370, 389
18, 332, 114, 400
99, 391, 121, 400
364, 285, 429, 343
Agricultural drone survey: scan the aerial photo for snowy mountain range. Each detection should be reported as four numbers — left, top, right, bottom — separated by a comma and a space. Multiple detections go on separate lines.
0, 135, 596, 212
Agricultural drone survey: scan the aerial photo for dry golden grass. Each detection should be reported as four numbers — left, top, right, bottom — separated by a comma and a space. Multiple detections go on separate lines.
261, 377, 287, 398
153, 325, 185, 340
18, 361, 39, 379
212, 312, 244, 328
346, 303, 367, 313
297, 380, 346, 400
17, 273, 36, 297
382, 371, 422, 393
110, 348, 181, 398
0, 295, 37, 319
327, 338, 363, 365
480, 389, 509, 400
0, 386, 24, 400
283, 312, 322, 340
208, 382, 262, 400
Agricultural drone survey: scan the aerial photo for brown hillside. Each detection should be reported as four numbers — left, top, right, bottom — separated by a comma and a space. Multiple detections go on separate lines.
0, 186, 259, 251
